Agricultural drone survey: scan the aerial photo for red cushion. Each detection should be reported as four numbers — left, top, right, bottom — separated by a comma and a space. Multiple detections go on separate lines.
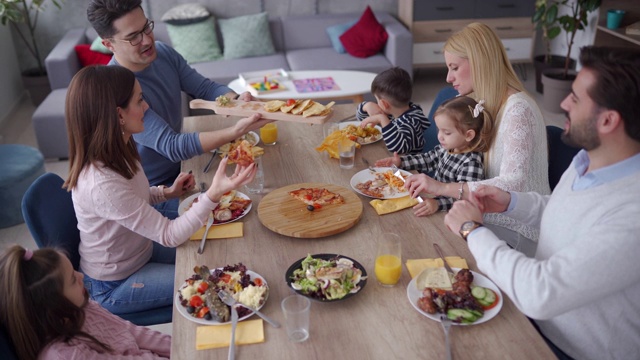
339, 6, 388, 58
74, 44, 112, 67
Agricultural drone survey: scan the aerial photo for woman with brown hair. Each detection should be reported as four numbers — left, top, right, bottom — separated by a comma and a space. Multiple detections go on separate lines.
63, 65, 256, 318
0, 245, 170, 359
406, 23, 550, 256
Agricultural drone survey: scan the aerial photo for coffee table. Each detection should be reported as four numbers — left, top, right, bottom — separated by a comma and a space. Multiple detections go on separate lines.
227, 70, 376, 103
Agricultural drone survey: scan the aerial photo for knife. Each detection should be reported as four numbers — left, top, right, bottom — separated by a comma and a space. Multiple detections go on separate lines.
433, 243, 456, 277
197, 215, 214, 255
392, 165, 423, 203
203, 149, 217, 173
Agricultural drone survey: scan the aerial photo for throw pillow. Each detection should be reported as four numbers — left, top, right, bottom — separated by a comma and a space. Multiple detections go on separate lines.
74, 44, 112, 67
326, 20, 357, 54
161, 3, 210, 25
89, 36, 112, 54
166, 16, 222, 64
219, 12, 275, 60
339, 6, 388, 58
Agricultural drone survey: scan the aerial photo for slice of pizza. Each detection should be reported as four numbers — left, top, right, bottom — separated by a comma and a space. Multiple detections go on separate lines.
228, 139, 255, 166
289, 188, 345, 207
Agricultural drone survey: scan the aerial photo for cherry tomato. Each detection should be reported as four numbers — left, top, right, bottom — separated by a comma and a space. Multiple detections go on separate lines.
254, 278, 263, 287
313, 204, 322, 209
286, 99, 296, 106
197, 282, 209, 294
305, 194, 312, 201
197, 306, 210, 319
219, 273, 232, 283
482, 290, 500, 310
189, 295, 203, 308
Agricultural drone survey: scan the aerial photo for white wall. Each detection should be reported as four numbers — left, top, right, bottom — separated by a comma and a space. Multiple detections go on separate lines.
0, 26, 24, 128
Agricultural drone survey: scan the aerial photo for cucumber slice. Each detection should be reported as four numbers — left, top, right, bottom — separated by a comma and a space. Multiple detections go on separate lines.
471, 286, 486, 300
447, 309, 478, 322
483, 288, 496, 304
477, 298, 492, 307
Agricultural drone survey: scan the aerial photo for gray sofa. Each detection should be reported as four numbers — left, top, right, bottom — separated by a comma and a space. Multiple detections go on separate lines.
34, 11, 412, 158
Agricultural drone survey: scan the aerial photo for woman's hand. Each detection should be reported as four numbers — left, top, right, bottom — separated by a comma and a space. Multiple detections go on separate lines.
165, 172, 195, 198
444, 200, 483, 236
412, 198, 439, 217
405, 173, 443, 197
237, 91, 253, 102
206, 156, 257, 202
469, 185, 511, 213
374, 152, 401, 168
234, 113, 272, 134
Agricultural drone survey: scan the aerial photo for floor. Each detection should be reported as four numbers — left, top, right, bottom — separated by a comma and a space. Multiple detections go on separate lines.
0, 64, 563, 335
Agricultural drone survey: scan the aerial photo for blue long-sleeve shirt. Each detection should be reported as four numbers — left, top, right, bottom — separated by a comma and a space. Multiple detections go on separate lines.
356, 101, 430, 154
109, 41, 232, 186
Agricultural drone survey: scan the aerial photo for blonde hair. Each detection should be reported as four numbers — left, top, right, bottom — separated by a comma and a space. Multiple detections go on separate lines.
434, 96, 494, 153
444, 22, 525, 152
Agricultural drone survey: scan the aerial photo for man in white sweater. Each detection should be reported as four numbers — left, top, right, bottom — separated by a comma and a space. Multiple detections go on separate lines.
444, 46, 640, 360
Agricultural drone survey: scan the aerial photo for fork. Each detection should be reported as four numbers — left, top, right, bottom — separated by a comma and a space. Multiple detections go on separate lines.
218, 290, 280, 328
391, 165, 424, 203
440, 314, 453, 360
362, 157, 376, 172
228, 304, 238, 360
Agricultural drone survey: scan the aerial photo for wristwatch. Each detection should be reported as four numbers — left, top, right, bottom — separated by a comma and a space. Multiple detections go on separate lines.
459, 221, 483, 241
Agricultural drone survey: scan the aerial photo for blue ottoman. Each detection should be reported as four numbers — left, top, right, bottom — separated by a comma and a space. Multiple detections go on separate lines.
0, 145, 46, 228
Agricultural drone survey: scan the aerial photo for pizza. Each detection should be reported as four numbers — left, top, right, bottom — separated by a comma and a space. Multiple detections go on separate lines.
227, 139, 257, 166
289, 188, 345, 207
355, 171, 407, 198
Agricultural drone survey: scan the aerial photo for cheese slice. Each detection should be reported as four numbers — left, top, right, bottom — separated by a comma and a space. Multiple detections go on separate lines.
196, 319, 264, 350
416, 267, 453, 290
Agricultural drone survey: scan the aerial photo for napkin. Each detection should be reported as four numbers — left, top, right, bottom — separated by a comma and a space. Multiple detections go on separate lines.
369, 196, 419, 215
196, 319, 264, 350
189, 222, 243, 240
406, 257, 468, 279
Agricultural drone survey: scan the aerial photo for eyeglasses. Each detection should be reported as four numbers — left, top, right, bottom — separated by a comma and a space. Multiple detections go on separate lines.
111, 20, 154, 46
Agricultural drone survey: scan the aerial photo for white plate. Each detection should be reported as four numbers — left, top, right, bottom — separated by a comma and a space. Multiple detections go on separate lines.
339, 121, 382, 145
175, 269, 268, 326
213, 131, 260, 153
350, 167, 412, 199
406, 268, 503, 326
177, 191, 252, 225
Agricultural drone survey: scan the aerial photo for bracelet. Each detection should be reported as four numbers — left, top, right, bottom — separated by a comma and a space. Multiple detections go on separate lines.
158, 185, 167, 198
457, 182, 464, 201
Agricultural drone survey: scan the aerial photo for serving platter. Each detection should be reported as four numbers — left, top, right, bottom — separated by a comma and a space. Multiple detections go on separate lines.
406, 268, 503, 326
177, 191, 252, 225
339, 121, 383, 145
175, 268, 268, 326
257, 183, 363, 238
285, 253, 367, 302
190, 99, 333, 125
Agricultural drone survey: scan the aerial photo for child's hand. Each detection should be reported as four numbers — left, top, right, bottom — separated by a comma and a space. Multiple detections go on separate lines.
362, 101, 384, 116
374, 152, 401, 168
413, 198, 439, 217
361, 114, 390, 128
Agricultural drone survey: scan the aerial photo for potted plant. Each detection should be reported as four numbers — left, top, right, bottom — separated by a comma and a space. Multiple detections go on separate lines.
540, 0, 601, 112
0, 0, 63, 105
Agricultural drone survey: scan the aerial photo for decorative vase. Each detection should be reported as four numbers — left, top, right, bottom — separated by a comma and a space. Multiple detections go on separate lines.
541, 69, 577, 113
21, 73, 51, 106
533, 55, 576, 94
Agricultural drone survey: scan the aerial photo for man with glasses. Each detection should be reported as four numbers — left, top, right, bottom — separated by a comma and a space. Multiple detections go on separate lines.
444, 46, 640, 360
87, 0, 270, 218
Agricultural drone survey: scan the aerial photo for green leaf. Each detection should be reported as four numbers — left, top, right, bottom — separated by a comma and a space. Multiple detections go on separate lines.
545, 4, 558, 25
547, 26, 561, 39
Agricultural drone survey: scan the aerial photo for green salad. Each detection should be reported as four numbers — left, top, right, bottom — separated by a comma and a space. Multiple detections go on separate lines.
290, 254, 365, 300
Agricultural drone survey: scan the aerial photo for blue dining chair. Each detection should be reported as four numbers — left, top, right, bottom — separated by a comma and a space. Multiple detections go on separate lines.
546, 126, 581, 190
420, 86, 459, 176
21, 173, 173, 326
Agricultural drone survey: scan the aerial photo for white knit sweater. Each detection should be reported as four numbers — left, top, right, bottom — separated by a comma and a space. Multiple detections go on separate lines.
467, 92, 550, 241
468, 166, 640, 360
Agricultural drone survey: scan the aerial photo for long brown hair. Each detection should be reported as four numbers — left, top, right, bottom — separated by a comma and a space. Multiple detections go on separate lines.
435, 96, 494, 153
0, 246, 111, 359
64, 65, 140, 190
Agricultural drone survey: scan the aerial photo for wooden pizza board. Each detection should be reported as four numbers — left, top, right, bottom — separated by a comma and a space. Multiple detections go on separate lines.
190, 99, 333, 125
257, 183, 363, 238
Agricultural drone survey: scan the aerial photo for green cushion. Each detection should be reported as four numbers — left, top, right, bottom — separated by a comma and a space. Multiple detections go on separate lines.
89, 36, 112, 54
166, 16, 222, 64
219, 12, 275, 60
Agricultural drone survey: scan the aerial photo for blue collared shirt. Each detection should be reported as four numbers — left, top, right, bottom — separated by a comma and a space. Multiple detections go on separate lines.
507, 149, 640, 210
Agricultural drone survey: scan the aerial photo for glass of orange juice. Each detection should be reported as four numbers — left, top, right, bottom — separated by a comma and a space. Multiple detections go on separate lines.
260, 123, 278, 145
375, 233, 402, 287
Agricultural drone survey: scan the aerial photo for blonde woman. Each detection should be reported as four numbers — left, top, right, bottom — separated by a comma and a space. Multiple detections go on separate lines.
406, 22, 550, 256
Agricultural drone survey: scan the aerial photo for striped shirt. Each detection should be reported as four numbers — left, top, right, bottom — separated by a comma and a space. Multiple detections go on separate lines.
356, 102, 430, 154
400, 145, 484, 211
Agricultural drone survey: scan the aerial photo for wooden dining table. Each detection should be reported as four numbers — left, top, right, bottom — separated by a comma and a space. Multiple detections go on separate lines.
172, 104, 555, 359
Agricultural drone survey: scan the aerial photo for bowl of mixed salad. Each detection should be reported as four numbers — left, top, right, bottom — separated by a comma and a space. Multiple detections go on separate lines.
285, 254, 367, 302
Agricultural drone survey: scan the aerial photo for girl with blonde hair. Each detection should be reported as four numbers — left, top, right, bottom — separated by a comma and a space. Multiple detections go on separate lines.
406, 23, 550, 255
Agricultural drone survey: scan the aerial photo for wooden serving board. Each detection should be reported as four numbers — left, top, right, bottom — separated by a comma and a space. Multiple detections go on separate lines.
257, 183, 363, 238
190, 99, 333, 125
